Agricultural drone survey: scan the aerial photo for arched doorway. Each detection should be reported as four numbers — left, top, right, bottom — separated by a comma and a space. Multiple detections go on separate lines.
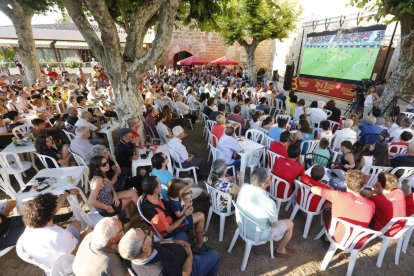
173, 51, 192, 67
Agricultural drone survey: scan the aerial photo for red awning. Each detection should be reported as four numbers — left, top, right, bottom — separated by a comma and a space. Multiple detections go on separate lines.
177, 56, 208, 65
210, 56, 238, 65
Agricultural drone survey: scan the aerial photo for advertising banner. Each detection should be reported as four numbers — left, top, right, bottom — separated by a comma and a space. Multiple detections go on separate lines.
295, 76, 356, 101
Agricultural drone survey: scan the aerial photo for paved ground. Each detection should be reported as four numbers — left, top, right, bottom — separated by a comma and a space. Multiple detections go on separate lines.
1, 121, 414, 275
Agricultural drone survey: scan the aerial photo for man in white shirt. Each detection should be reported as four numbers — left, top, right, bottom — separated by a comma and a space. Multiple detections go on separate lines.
390, 118, 413, 142
237, 168, 295, 257
70, 126, 94, 164
167, 126, 206, 177
75, 111, 99, 132
76, 95, 88, 117
332, 119, 357, 149
217, 126, 242, 170
18, 191, 87, 274
308, 101, 327, 128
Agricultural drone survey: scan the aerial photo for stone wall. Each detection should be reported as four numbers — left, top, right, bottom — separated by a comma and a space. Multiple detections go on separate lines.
157, 27, 274, 71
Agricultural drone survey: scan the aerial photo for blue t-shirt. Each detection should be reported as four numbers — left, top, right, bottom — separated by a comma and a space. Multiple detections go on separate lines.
268, 127, 283, 141
151, 168, 174, 199
165, 199, 182, 221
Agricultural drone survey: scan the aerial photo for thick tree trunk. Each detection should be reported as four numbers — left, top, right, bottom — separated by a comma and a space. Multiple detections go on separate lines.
0, 2, 40, 86
13, 15, 41, 85
111, 68, 145, 130
246, 46, 257, 84
240, 39, 259, 85
379, 17, 414, 113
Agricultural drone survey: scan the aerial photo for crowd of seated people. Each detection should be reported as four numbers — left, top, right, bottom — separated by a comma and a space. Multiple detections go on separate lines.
3, 63, 414, 275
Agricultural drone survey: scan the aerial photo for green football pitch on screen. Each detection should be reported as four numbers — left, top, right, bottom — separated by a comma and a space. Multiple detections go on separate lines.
299, 47, 380, 81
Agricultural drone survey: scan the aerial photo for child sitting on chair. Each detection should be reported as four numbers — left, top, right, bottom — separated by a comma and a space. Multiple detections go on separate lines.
166, 179, 207, 247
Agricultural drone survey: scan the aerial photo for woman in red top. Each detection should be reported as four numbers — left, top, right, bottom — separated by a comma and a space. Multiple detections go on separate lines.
211, 114, 226, 147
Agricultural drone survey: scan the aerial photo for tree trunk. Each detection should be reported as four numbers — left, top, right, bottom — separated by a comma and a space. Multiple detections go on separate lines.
110, 66, 145, 131
379, 17, 414, 113
0, 2, 40, 86
246, 45, 256, 84
240, 39, 259, 85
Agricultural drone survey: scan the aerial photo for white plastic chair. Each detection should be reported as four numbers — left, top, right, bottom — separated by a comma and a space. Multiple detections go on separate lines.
12, 124, 32, 139
331, 136, 357, 151
167, 146, 198, 186
68, 149, 90, 193
275, 114, 291, 124
402, 112, 414, 119
155, 124, 169, 145
376, 217, 414, 268
268, 174, 295, 220
50, 254, 75, 276
209, 144, 236, 177
290, 180, 326, 239
274, 99, 284, 114
174, 106, 193, 130
144, 121, 159, 144
137, 196, 172, 241
327, 120, 341, 131
364, 166, 393, 188
66, 189, 105, 229
245, 129, 265, 144
0, 173, 17, 199
246, 148, 265, 178
266, 151, 284, 170
323, 109, 332, 116
390, 167, 414, 189
402, 214, 414, 254
35, 153, 60, 168
205, 183, 235, 242
62, 129, 75, 142
319, 217, 381, 276
264, 135, 275, 149
0, 246, 15, 258
388, 144, 408, 156
300, 139, 320, 157
227, 201, 274, 271
0, 152, 32, 190
201, 113, 209, 139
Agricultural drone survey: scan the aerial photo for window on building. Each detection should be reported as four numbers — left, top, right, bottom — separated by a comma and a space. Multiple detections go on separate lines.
36, 48, 56, 62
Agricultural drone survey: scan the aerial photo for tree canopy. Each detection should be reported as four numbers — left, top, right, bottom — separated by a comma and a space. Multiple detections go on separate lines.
216, 0, 300, 46
349, 0, 414, 19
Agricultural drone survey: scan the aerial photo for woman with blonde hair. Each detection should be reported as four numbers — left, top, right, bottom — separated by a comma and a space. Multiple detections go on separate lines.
211, 114, 226, 146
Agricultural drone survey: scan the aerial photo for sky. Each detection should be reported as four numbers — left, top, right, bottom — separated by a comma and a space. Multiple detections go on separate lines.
0, 0, 364, 26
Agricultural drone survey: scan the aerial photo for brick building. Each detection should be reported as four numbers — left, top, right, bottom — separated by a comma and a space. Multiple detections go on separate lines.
158, 27, 274, 71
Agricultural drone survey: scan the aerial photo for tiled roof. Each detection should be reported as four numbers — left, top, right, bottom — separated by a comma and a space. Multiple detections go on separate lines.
32, 23, 101, 32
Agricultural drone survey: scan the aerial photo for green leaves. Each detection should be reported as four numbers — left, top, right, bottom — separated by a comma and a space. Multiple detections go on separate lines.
349, 0, 414, 18
215, 0, 301, 46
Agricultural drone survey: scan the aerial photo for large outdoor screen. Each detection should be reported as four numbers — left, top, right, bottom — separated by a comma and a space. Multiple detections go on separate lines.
299, 25, 386, 82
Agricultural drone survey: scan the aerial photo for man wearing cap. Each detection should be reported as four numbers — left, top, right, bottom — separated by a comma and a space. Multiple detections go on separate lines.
115, 128, 139, 177
167, 126, 206, 176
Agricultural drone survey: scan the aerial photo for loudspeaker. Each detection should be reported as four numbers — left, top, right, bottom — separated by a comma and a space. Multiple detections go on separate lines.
283, 65, 294, 91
